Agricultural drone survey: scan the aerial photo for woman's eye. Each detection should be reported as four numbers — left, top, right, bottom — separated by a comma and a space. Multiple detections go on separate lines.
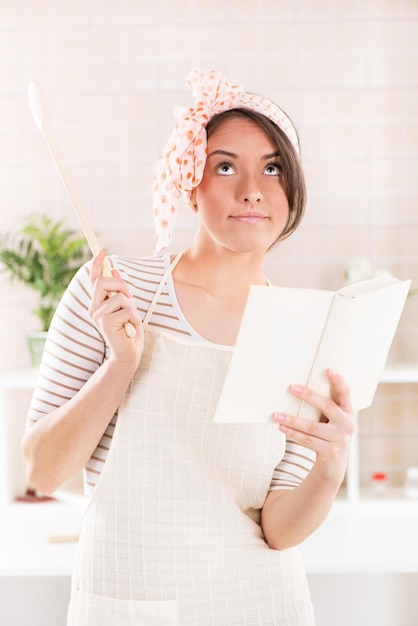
265, 163, 282, 176
216, 161, 235, 175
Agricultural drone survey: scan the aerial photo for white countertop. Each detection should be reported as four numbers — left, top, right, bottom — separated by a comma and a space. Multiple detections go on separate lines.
300, 498, 418, 574
1, 497, 418, 577
0, 498, 85, 577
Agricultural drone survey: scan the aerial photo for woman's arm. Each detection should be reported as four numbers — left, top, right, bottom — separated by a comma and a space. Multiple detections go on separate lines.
22, 356, 139, 495
22, 250, 144, 495
261, 369, 355, 550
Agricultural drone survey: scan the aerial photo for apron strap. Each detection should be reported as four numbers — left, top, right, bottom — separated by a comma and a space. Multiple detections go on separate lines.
142, 251, 183, 329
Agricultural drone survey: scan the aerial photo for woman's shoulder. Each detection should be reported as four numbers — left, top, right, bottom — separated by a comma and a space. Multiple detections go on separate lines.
109, 253, 169, 278
107, 253, 173, 309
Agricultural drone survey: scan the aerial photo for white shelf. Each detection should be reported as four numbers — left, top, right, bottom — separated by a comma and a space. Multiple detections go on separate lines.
0, 368, 40, 389
379, 363, 418, 384
2, 363, 417, 388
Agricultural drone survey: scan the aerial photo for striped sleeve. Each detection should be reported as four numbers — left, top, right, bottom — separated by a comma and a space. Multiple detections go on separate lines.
25, 262, 110, 494
269, 439, 316, 491
26, 261, 105, 429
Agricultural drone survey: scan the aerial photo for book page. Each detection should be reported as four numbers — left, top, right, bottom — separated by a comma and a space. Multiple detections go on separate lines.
338, 275, 400, 297
213, 278, 410, 424
329, 280, 411, 410
296, 294, 353, 421
213, 286, 334, 423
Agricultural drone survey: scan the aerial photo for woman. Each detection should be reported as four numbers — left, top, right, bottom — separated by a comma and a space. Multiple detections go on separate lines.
22, 69, 355, 625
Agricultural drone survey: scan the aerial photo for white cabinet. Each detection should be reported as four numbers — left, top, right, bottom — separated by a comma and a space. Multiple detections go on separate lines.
0, 500, 83, 626
0, 369, 39, 507
345, 363, 418, 503
0, 370, 84, 625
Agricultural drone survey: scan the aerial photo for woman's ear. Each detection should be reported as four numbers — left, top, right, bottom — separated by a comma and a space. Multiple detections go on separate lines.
190, 188, 198, 211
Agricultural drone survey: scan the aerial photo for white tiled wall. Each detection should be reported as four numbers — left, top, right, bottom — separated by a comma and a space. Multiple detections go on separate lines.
0, 0, 417, 486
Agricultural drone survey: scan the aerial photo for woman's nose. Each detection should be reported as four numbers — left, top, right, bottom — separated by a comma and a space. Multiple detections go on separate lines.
243, 190, 263, 205
241, 176, 263, 205
238, 172, 264, 206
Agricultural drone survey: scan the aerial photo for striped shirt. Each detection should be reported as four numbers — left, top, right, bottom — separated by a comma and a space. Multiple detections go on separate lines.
26, 254, 316, 496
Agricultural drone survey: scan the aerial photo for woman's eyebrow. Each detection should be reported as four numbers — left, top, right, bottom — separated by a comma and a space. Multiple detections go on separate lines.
207, 149, 281, 160
263, 151, 280, 160
207, 149, 237, 159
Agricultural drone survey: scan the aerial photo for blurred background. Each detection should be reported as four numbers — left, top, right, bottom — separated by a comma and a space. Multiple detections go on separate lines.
0, 3, 418, 625
0, 0, 417, 503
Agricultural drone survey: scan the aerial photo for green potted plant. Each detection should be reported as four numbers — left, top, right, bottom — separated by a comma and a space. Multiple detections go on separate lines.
0, 213, 90, 366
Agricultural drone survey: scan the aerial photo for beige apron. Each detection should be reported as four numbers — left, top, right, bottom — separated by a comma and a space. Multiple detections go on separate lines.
67, 254, 315, 625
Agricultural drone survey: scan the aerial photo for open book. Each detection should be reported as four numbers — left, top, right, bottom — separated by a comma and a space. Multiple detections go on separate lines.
213, 276, 411, 423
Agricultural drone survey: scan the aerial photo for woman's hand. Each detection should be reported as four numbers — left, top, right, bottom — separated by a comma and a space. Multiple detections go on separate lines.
89, 249, 144, 366
262, 370, 355, 549
273, 369, 355, 487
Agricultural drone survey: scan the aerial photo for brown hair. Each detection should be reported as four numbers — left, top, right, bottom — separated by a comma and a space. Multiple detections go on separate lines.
205, 108, 306, 244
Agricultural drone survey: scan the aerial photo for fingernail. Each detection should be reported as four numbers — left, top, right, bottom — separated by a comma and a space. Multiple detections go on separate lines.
273, 413, 286, 422
290, 384, 304, 395
328, 368, 340, 379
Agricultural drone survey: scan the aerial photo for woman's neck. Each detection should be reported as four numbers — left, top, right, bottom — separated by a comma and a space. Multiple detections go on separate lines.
170, 244, 268, 345
174, 244, 267, 297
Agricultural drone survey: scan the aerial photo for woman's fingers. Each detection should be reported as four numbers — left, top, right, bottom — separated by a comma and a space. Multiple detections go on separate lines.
90, 248, 106, 284
91, 274, 133, 304
273, 411, 327, 444
272, 371, 356, 484
287, 370, 354, 425
90, 251, 132, 305
88, 249, 142, 343
273, 370, 355, 463
327, 368, 354, 414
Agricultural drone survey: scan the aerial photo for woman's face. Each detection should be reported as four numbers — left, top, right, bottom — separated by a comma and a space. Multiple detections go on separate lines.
193, 116, 290, 254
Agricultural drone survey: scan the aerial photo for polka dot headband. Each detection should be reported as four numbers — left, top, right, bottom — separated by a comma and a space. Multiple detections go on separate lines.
153, 68, 300, 254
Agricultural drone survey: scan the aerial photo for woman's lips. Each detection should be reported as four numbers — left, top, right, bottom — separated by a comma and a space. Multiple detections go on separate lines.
230, 212, 269, 224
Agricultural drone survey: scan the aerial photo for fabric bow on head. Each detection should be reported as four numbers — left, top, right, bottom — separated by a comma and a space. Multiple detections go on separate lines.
153, 68, 300, 254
